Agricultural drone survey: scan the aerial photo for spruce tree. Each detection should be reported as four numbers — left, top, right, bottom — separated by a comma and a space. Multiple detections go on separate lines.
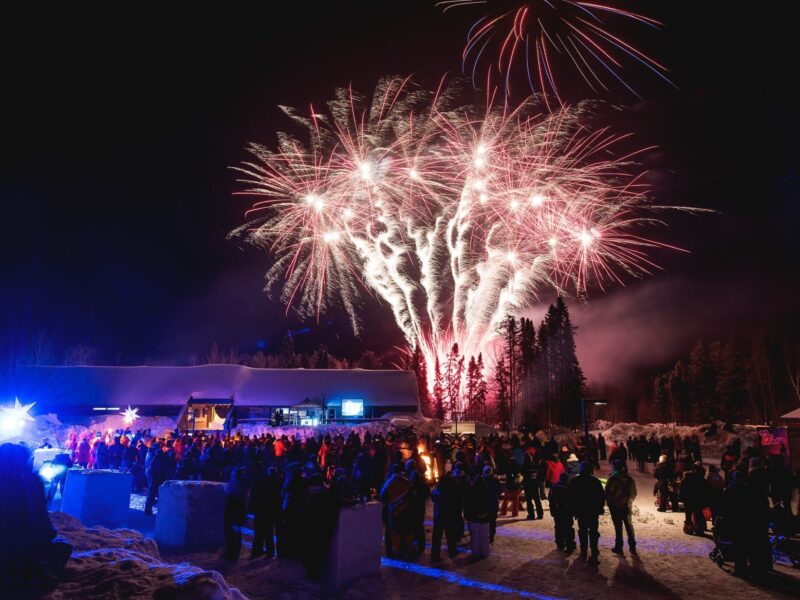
475, 353, 488, 422
445, 343, 465, 418
465, 356, 478, 419
494, 356, 510, 431
433, 355, 446, 420
409, 344, 431, 417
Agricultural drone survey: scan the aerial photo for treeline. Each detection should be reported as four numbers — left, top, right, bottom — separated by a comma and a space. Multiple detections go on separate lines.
496, 297, 587, 429
7, 331, 399, 371
406, 344, 490, 422
653, 335, 800, 424
407, 297, 587, 428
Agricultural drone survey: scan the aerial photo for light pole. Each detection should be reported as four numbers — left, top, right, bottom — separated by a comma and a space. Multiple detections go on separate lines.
581, 398, 607, 455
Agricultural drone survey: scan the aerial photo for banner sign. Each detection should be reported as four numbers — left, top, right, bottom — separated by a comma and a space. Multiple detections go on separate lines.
757, 426, 790, 458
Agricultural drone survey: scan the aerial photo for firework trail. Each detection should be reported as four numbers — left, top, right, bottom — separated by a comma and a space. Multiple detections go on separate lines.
437, 0, 675, 106
231, 78, 683, 406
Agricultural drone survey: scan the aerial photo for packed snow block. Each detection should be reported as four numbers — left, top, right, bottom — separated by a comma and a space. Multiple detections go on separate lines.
322, 501, 383, 592
60, 469, 132, 528
33, 447, 61, 469
154, 480, 226, 551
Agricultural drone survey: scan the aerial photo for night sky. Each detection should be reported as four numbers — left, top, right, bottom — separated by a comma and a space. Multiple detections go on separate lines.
2, 2, 798, 384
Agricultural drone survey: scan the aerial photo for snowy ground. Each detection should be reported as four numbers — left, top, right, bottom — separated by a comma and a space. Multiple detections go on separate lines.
39, 419, 797, 599
60, 464, 792, 600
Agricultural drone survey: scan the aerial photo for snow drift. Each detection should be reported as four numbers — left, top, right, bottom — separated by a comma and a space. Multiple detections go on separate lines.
44, 512, 246, 599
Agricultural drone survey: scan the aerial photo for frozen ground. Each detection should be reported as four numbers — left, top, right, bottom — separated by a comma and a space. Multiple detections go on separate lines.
38, 418, 797, 599
112, 465, 800, 599
367, 465, 800, 600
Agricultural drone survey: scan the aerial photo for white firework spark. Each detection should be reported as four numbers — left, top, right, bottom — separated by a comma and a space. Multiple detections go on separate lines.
231, 78, 683, 409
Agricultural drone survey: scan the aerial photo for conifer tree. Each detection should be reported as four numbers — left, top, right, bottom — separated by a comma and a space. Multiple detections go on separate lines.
433, 355, 445, 420
409, 344, 431, 417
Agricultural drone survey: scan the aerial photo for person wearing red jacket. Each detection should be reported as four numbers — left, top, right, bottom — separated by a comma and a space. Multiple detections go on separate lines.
546, 454, 565, 487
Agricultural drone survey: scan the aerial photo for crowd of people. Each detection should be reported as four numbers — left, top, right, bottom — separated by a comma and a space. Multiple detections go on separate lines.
22, 425, 800, 581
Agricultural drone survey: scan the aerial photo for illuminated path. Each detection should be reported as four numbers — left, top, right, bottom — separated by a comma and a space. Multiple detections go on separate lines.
382, 557, 565, 600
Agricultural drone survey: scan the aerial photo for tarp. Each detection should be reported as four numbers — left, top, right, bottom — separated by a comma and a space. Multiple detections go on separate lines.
780, 407, 800, 420
18, 365, 421, 412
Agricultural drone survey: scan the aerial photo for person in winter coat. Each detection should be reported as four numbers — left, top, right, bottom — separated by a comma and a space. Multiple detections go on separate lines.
522, 447, 544, 520
705, 464, 725, 522
302, 472, 339, 579
279, 463, 308, 560
546, 454, 566, 488
464, 474, 492, 559
353, 446, 374, 502
609, 442, 628, 466
598, 433, 607, 461
722, 470, 771, 577
548, 472, 576, 552
380, 464, 415, 558
144, 443, 175, 516
431, 470, 464, 561
567, 461, 606, 564
654, 455, 679, 512
745, 459, 773, 575
249, 466, 282, 558
679, 463, 708, 535
223, 467, 249, 560
605, 459, 637, 554
0, 444, 72, 593
500, 462, 521, 517
482, 465, 502, 543
648, 436, 661, 468
565, 454, 581, 480
75, 437, 91, 468
406, 459, 430, 556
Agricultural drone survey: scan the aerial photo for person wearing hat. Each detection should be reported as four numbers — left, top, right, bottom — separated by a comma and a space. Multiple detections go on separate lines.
654, 454, 678, 512
567, 461, 606, 564
679, 462, 708, 535
565, 453, 581, 481
605, 459, 637, 554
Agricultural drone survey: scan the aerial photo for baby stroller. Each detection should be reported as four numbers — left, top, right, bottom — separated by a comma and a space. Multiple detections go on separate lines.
770, 508, 800, 568
709, 516, 737, 567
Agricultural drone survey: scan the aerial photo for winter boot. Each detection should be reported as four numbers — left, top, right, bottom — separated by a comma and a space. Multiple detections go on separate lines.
587, 551, 600, 565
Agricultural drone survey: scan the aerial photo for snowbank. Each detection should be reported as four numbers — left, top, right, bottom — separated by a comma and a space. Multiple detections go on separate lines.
594, 422, 759, 457
5, 414, 177, 449
63, 415, 178, 441
233, 416, 439, 440
46, 512, 246, 599
535, 422, 760, 460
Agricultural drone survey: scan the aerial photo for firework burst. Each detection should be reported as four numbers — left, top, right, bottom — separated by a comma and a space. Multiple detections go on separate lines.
437, 0, 675, 106
231, 78, 683, 407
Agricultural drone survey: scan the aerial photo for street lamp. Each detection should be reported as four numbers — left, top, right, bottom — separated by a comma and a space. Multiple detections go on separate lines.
580, 398, 608, 454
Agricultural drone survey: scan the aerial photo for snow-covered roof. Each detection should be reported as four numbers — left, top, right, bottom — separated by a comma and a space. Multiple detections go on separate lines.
780, 407, 800, 420
19, 365, 421, 410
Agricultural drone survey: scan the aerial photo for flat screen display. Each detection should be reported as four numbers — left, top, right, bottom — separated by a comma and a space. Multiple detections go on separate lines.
342, 399, 364, 417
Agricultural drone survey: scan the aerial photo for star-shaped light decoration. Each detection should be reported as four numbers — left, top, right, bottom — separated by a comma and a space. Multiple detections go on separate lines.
0, 397, 36, 435
122, 405, 140, 426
